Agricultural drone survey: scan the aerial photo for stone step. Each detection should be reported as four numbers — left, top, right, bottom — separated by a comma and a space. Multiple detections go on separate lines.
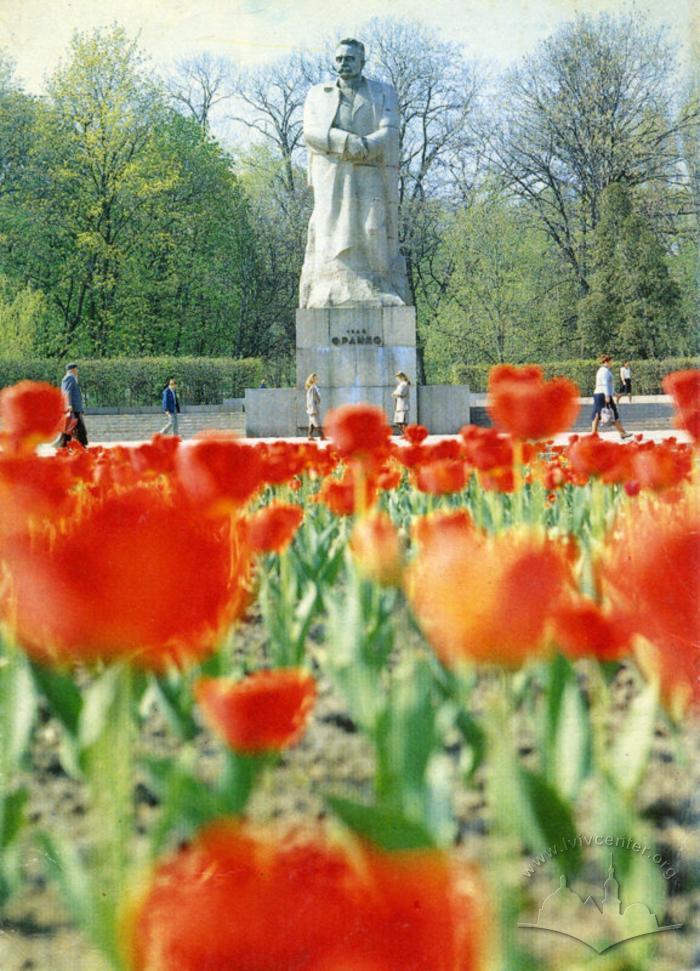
84, 412, 246, 443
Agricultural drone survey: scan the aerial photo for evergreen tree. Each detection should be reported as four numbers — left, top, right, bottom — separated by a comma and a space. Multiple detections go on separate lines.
578, 183, 684, 357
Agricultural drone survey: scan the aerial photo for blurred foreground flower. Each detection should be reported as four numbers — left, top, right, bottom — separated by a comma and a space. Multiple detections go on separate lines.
599, 495, 700, 714
195, 669, 316, 753
404, 423, 429, 444
488, 365, 580, 441
1, 489, 249, 669
350, 512, 404, 586
175, 435, 263, 515
415, 459, 468, 495
407, 528, 573, 667
663, 369, 700, 441
411, 510, 474, 552
325, 404, 392, 460
247, 502, 304, 554
126, 820, 488, 971
0, 380, 65, 453
552, 598, 632, 662
314, 466, 378, 516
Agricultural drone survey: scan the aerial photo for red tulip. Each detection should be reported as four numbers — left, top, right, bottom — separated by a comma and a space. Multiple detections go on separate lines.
488, 365, 580, 440
552, 598, 632, 661
566, 435, 633, 484
1, 488, 249, 669
404, 423, 429, 444
195, 669, 316, 753
175, 435, 263, 515
248, 502, 304, 553
314, 467, 377, 516
126, 820, 489, 971
663, 369, 700, 440
0, 380, 66, 452
325, 404, 392, 459
599, 496, 700, 713
415, 459, 468, 495
411, 510, 474, 553
631, 441, 692, 493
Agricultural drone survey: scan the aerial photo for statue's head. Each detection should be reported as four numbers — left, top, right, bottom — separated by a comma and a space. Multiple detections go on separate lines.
334, 38, 365, 81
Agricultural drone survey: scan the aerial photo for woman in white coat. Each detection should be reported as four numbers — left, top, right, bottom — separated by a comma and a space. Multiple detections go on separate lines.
305, 373, 324, 440
391, 371, 411, 436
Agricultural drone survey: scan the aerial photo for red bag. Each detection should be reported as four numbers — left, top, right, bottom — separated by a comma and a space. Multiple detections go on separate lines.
64, 413, 78, 435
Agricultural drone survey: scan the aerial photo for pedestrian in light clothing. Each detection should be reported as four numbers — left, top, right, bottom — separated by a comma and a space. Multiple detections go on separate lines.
305, 373, 324, 440
616, 362, 632, 404
391, 371, 410, 435
59, 363, 88, 447
591, 356, 631, 439
160, 377, 180, 435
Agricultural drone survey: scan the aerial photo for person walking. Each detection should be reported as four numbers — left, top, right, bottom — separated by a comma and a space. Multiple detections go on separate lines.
591, 356, 631, 439
616, 361, 632, 404
160, 377, 181, 435
305, 373, 324, 440
391, 371, 411, 435
59, 363, 88, 447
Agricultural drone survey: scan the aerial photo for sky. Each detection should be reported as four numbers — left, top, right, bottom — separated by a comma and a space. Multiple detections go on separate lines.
1, 0, 696, 94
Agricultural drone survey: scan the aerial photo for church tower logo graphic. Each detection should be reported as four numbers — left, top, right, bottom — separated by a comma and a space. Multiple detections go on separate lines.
519, 855, 682, 953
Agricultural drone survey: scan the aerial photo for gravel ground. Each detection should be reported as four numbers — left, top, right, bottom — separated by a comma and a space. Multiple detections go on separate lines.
1, 614, 698, 971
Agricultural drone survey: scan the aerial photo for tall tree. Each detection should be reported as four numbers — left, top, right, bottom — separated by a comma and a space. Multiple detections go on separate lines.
578, 182, 685, 357
487, 12, 699, 294
0, 27, 261, 359
167, 53, 235, 131
425, 189, 578, 376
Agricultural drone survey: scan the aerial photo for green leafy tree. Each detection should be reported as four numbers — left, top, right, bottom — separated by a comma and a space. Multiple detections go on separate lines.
488, 12, 699, 294
0, 27, 262, 361
424, 191, 578, 378
578, 183, 686, 357
0, 275, 46, 356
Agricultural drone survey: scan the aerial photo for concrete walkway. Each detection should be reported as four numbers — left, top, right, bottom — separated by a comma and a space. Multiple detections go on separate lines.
38, 426, 691, 455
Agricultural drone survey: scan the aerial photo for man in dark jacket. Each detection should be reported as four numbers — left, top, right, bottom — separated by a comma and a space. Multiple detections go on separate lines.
59, 363, 88, 447
160, 377, 181, 435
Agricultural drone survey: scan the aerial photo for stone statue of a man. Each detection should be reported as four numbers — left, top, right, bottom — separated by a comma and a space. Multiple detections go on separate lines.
299, 38, 410, 309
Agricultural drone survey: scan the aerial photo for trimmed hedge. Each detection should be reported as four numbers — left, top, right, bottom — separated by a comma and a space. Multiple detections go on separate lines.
450, 358, 700, 395
0, 357, 265, 407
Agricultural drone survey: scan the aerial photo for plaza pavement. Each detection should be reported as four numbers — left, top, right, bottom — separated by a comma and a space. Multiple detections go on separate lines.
39, 426, 691, 455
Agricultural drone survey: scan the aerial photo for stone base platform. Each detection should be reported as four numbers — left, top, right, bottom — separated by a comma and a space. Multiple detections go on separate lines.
244, 305, 473, 436
244, 383, 471, 438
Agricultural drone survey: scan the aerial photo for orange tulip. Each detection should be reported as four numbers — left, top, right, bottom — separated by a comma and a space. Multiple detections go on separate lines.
407, 528, 573, 667
350, 513, 404, 586
195, 669, 316, 754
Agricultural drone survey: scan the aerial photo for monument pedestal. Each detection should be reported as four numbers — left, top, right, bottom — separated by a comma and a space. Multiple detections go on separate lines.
295, 306, 418, 425
244, 305, 470, 436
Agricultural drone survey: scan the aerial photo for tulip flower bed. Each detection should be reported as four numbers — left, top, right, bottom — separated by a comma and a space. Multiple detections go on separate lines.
0, 367, 698, 971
